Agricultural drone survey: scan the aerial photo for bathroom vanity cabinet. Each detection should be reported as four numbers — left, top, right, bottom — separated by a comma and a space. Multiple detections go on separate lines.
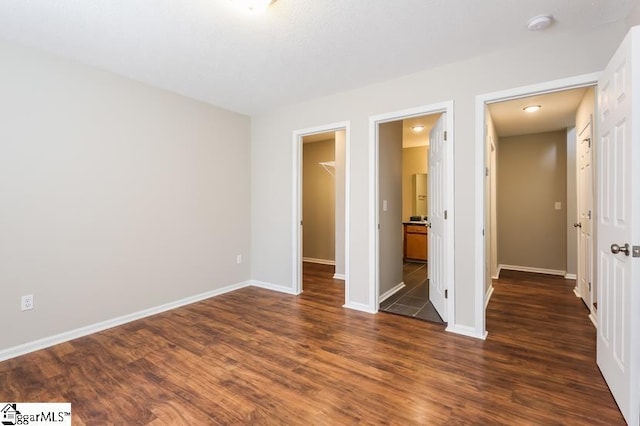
403, 223, 428, 262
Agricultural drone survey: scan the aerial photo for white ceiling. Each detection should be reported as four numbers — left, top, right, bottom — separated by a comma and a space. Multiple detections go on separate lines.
402, 114, 441, 148
488, 87, 590, 137
302, 132, 335, 144
0, 1, 636, 115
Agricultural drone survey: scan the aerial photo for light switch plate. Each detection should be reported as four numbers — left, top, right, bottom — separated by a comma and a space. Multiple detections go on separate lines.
554, 202, 562, 210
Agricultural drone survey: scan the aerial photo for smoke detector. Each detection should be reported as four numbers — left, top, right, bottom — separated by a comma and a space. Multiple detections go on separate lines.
527, 15, 554, 31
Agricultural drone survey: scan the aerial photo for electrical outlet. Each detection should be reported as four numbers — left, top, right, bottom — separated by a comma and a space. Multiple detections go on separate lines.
236, 254, 242, 264
21, 294, 34, 311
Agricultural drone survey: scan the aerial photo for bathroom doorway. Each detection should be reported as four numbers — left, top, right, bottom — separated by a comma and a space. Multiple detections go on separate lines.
371, 102, 454, 324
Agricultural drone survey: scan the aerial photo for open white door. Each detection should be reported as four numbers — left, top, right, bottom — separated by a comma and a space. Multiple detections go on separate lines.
428, 114, 448, 321
596, 26, 639, 426
576, 120, 594, 320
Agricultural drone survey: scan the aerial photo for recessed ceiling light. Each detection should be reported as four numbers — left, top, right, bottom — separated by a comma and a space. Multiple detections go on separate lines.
231, 0, 276, 12
527, 15, 554, 31
411, 125, 425, 133
523, 105, 542, 113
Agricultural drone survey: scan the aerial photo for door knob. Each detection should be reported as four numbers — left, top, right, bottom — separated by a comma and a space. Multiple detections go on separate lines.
611, 243, 630, 256
573, 223, 582, 228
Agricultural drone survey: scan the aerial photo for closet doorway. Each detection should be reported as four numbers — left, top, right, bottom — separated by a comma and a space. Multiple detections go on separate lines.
292, 122, 349, 305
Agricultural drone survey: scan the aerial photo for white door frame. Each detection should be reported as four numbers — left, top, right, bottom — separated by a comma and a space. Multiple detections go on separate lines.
292, 121, 351, 304
369, 101, 455, 321
475, 72, 601, 337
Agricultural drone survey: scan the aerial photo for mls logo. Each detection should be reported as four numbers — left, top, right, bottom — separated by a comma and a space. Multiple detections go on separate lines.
1, 403, 20, 426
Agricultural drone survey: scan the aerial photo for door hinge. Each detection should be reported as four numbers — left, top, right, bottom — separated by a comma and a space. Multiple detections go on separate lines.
444, 210, 448, 220
485, 167, 489, 177
588, 210, 592, 220
588, 282, 592, 291
301, 220, 303, 226
482, 229, 485, 236
584, 137, 591, 148
444, 131, 448, 141
445, 289, 448, 299
378, 223, 381, 230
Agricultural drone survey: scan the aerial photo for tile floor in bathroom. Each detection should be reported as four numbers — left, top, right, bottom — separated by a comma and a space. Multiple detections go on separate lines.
379, 262, 444, 324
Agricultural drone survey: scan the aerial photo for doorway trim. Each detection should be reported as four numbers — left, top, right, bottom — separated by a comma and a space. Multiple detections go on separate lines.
292, 121, 351, 305
475, 72, 601, 338
369, 101, 455, 322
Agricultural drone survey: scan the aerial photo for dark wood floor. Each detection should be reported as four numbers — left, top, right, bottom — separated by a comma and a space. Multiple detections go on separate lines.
0, 266, 624, 424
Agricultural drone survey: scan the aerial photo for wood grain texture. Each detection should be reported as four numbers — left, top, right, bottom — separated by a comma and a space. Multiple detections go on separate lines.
0, 265, 624, 424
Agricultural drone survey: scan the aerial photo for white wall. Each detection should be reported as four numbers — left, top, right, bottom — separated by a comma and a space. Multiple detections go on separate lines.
334, 130, 346, 278
0, 40, 251, 352
628, 4, 640, 27
566, 127, 578, 278
485, 110, 499, 287
250, 22, 627, 331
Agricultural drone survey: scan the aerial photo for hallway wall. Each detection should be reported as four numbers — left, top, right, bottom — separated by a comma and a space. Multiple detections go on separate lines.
497, 131, 567, 273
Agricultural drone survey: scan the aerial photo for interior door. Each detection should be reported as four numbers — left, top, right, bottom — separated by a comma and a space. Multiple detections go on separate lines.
576, 120, 594, 317
596, 26, 639, 426
428, 113, 447, 321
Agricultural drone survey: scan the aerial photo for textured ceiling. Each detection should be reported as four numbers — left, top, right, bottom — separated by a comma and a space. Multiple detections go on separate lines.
0, 1, 636, 114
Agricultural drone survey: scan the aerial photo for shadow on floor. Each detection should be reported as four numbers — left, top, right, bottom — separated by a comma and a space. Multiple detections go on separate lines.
379, 263, 444, 324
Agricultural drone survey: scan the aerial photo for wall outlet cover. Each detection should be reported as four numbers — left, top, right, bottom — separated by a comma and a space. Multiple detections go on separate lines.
21, 294, 34, 311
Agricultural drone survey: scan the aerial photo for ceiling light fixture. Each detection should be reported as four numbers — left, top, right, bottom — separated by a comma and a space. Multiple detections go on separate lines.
527, 14, 554, 31
231, 0, 276, 12
523, 105, 542, 113
411, 125, 425, 133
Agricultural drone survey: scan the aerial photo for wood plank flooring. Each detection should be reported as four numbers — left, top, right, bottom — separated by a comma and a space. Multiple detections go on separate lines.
0, 266, 624, 424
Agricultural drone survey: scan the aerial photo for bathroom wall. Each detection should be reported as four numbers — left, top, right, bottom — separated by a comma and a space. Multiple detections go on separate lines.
402, 146, 428, 221
378, 121, 403, 296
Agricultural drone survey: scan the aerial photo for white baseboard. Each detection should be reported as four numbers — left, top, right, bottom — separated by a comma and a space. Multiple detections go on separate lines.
251, 280, 300, 295
302, 257, 335, 266
589, 312, 597, 328
0, 280, 252, 362
333, 273, 346, 280
484, 285, 494, 309
494, 265, 502, 279
499, 264, 566, 277
565, 273, 577, 280
379, 282, 405, 303
446, 324, 488, 340
343, 301, 376, 314
573, 287, 581, 297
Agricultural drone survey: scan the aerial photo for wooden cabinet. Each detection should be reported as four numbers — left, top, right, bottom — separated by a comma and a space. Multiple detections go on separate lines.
403, 223, 428, 262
